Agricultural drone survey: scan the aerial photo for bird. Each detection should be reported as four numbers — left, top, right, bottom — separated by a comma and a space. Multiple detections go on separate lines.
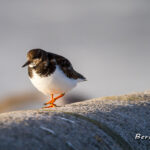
22, 48, 86, 108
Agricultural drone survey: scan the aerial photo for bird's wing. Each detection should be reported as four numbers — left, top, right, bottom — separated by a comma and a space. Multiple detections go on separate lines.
54, 54, 86, 81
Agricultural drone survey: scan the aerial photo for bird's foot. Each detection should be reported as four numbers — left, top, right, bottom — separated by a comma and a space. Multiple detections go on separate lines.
44, 101, 52, 105
43, 103, 56, 108
44, 98, 57, 105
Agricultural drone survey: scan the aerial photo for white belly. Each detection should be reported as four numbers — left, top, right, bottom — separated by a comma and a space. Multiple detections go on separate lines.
30, 66, 78, 95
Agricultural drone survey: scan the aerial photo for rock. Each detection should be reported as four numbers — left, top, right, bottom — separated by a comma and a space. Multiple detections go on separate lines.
0, 92, 149, 150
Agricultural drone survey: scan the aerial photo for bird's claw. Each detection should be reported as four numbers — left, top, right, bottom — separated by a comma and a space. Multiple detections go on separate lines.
42, 103, 56, 108
44, 99, 56, 105
44, 102, 49, 105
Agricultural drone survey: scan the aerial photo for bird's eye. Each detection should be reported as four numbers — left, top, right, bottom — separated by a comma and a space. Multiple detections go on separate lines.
33, 58, 41, 64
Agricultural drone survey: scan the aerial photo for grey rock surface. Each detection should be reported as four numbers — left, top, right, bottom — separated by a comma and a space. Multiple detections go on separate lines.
0, 92, 150, 150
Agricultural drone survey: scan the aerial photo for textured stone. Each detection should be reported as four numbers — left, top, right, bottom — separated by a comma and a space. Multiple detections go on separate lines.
0, 92, 149, 150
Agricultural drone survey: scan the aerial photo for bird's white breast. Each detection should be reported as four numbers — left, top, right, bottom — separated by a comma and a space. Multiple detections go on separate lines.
30, 65, 78, 95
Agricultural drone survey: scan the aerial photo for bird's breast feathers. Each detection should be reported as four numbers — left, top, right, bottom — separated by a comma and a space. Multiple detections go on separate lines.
30, 65, 81, 95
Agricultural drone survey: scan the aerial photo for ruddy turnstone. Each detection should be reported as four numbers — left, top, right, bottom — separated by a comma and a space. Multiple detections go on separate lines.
22, 49, 86, 108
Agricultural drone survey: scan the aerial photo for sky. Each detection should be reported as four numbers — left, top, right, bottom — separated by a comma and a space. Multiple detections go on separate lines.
0, 0, 150, 99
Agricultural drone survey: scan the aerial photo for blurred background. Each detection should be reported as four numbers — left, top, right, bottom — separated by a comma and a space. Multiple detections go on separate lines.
0, 0, 150, 112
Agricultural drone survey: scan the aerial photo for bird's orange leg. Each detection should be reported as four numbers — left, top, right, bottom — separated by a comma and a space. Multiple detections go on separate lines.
43, 93, 65, 108
44, 94, 54, 105
43, 94, 56, 108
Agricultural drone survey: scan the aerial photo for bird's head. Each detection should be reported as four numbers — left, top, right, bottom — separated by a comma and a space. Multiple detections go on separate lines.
22, 49, 47, 68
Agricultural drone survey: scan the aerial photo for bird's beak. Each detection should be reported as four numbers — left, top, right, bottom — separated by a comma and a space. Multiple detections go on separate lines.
22, 61, 30, 68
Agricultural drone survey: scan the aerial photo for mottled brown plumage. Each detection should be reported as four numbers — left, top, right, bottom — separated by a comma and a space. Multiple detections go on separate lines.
25, 49, 86, 81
